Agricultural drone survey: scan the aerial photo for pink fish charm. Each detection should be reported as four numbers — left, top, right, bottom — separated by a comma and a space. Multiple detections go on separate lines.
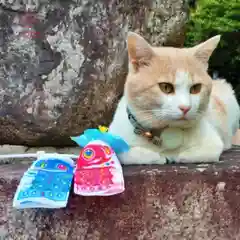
74, 140, 125, 196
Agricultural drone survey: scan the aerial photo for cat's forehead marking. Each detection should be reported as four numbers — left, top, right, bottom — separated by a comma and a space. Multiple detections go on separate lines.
175, 70, 192, 85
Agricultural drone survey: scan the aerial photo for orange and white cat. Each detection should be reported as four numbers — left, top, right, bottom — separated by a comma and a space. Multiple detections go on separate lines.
109, 32, 240, 164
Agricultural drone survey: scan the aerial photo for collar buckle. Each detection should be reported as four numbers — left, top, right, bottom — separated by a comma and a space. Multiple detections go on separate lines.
127, 107, 163, 147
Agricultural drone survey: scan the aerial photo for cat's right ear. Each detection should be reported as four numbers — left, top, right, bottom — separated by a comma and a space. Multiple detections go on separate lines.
127, 32, 154, 72
189, 35, 221, 70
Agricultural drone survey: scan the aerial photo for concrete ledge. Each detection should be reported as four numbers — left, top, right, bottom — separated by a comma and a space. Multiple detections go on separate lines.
1, 148, 240, 239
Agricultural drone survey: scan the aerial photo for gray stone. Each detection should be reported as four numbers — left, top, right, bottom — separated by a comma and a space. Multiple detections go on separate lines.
1, 147, 240, 239
0, 0, 189, 146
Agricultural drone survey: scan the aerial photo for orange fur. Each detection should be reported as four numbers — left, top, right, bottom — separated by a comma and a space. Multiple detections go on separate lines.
212, 95, 226, 114
232, 129, 240, 145
125, 32, 216, 129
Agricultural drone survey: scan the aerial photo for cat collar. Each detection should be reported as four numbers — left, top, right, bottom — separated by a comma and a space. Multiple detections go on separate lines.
126, 107, 167, 147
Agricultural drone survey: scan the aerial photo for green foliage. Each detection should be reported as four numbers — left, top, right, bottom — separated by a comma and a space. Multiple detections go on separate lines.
185, 0, 240, 46
185, 0, 240, 101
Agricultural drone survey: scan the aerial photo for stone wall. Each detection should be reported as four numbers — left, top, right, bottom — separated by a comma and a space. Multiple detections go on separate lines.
1, 148, 240, 239
0, 0, 188, 146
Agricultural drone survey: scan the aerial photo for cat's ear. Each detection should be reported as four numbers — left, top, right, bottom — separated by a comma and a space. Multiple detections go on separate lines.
127, 32, 154, 72
190, 35, 221, 69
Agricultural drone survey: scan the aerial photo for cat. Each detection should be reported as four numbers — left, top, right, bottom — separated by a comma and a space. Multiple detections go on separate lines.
108, 32, 240, 165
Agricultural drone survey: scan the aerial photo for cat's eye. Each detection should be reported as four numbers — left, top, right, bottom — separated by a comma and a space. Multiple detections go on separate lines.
190, 84, 202, 94
158, 83, 174, 94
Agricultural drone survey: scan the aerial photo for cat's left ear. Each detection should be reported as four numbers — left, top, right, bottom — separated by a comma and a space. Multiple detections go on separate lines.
127, 32, 154, 72
189, 35, 221, 69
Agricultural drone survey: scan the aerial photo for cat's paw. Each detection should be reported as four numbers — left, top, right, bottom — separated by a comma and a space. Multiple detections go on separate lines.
118, 147, 166, 165
170, 155, 220, 164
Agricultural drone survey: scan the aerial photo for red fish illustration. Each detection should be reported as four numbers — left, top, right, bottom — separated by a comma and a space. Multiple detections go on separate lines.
74, 143, 115, 191
76, 143, 114, 168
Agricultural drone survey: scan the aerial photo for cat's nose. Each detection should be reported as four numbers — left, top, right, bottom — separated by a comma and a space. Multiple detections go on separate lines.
179, 105, 191, 115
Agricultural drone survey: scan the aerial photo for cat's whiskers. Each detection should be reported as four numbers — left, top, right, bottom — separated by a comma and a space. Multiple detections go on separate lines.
151, 109, 174, 118
141, 111, 168, 120
139, 115, 166, 126
133, 108, 173, 115
133, 109, 169, 122
131, 109, 157, 114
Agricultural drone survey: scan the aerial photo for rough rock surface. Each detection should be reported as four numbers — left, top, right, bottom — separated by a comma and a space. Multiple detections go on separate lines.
1, 147, 240, 240
0, 0, 189, 146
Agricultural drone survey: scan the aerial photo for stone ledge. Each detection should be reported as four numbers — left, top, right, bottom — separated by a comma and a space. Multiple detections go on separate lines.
1, 148, 240, 239
0, 145, 81, 155
0, 145, 80, 164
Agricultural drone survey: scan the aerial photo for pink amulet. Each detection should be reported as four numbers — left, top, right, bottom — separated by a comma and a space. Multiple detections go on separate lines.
74, 140, 125, 196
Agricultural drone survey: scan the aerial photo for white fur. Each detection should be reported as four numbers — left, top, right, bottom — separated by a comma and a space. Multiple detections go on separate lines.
206, 79, 240, 150
109, 96, 167, 164
157, 70, 201, 122
109, 74, 240, 165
